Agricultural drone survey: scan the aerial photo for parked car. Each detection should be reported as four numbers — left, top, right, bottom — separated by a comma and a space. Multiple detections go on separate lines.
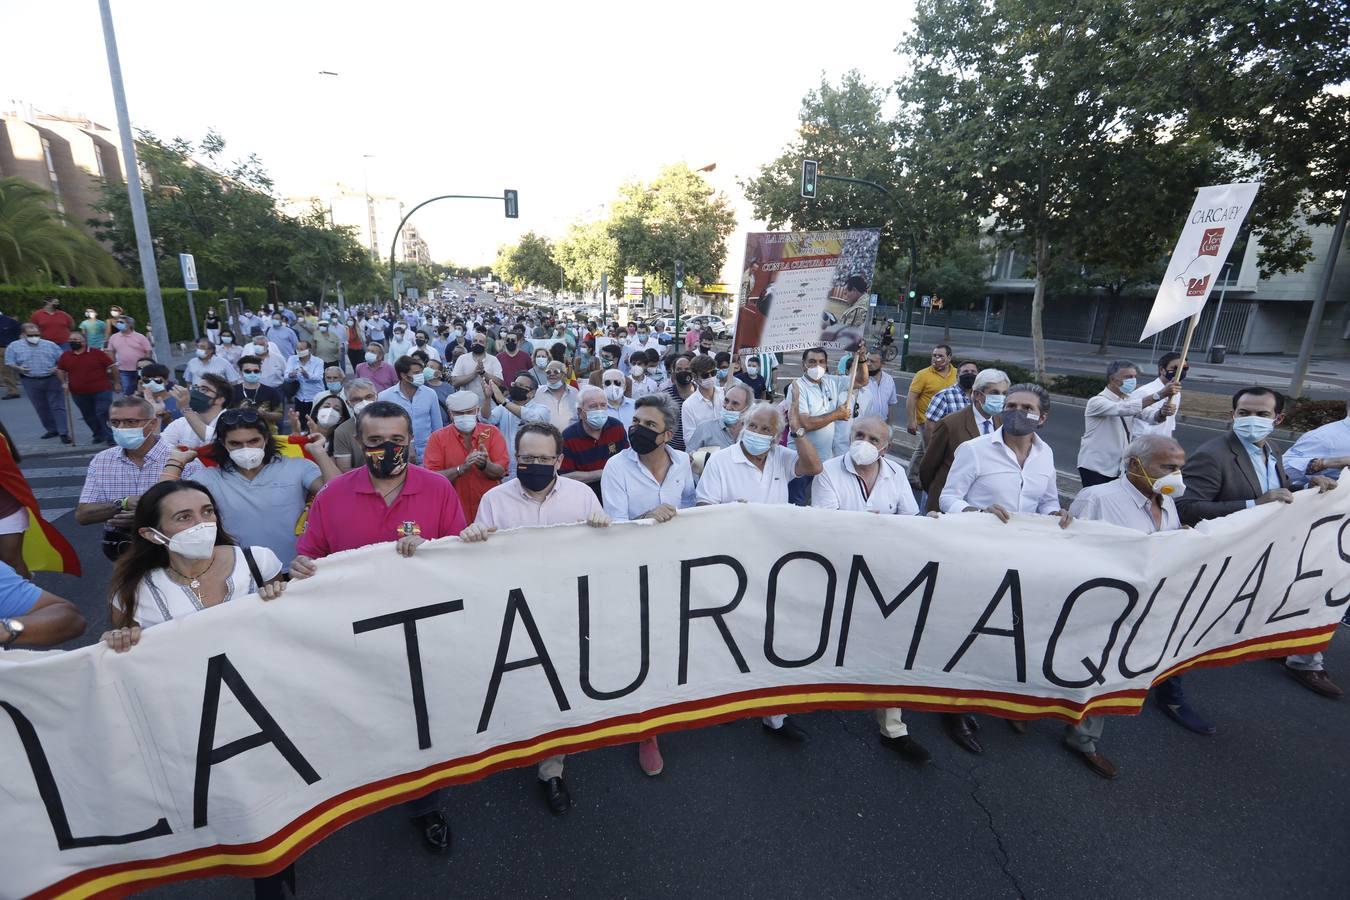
687, 315, 729, 338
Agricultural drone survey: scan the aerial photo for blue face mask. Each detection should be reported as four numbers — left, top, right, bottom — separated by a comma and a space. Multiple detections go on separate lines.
982, 393, 1005, 416
720, 409, 741, 426
242, 372, 261, 384
585, 409, 608, 429
112, 426, 146, 450
410, 372, 426, 386
1119, 377, 1138, 394
740, 430, 773, 455
1233, 415, 1275, 443
325, 381, 342, 392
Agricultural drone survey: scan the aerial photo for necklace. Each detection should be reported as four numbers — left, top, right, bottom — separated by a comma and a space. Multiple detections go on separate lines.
168, 553, 216, 596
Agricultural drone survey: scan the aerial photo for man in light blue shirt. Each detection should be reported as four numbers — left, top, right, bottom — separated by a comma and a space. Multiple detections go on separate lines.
266, 314, 298, 357
284, 341, 326, 419
1283, 402, 1349, 486
377, 356, 441, 460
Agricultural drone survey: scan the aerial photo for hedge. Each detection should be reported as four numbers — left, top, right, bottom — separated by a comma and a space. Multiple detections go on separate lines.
0, 285, 268, 343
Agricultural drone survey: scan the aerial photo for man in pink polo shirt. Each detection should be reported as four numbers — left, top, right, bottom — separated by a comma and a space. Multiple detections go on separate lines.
291, 399, 465, 856
461, 420, 612, 816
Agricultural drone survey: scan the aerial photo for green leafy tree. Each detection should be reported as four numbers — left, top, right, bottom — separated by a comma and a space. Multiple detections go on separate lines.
555, 219, 618, 296
0, 177, 123, 285
606, 163, 736, 294
503, 231, 563, 290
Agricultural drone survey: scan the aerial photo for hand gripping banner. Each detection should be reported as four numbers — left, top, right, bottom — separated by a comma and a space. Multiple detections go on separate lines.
2, 491, 1347, 898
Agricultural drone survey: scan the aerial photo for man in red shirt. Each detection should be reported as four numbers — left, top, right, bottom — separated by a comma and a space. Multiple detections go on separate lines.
30, 296, 75, 348
423, 391, 508, 521
290, 400, 464, 856
56, 330, 117, 446
560, 385, 630, 500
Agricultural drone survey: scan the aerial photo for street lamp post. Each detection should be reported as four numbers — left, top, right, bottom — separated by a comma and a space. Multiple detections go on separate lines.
98, 0, 171, 355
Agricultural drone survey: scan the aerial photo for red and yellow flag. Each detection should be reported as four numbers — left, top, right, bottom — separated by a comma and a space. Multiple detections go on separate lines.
0, 436, 81, 576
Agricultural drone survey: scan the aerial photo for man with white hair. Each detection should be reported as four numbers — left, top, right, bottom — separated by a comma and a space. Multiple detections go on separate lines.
920, 368, 1009, 514
561, 385, 630, 499
1077, 359, 1177, 487
1067, 433, 1211, 779
600, 368, 636, 429
687, 381, 752, 453
812, 415, 929, 763
697, 394, 823, 741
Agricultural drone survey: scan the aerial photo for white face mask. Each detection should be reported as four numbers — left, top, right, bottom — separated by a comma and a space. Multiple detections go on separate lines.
699, 376, 717, 390
153, 521, 217, 560
848, 440, 881, 467
1151, 471, 1186, 498
806, 365, 825, 382
365, 352, 378, 364
631, 365, 646, 377
453, 414, 478, 433
316, 407, 341, 428
352, 399, 373, 415
228, 447, 266, 469
604, 384, 624, 403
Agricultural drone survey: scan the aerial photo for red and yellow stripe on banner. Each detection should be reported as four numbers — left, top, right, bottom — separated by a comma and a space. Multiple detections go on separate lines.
32, 622, 1337, 899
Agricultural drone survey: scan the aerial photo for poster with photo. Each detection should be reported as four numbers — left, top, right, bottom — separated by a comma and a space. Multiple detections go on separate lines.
732, 228, 881, 355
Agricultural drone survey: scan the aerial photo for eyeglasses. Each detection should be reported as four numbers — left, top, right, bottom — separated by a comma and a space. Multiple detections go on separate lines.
218, 408, 262, 426
518, 455, 558, 466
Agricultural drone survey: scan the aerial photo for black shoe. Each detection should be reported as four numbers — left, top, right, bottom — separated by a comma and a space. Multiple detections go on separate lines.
60, 435, 73, 444
40, 431, 57, 439
880, 733, 931, 763
762, 718, 809, 742
943, 713, 983, 754
2, 394, 19, 400
413, 810, 451, 853
542, 776, 571, 816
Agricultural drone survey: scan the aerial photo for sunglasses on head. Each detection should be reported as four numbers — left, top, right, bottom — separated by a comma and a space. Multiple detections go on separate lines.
218, 408, 262, 426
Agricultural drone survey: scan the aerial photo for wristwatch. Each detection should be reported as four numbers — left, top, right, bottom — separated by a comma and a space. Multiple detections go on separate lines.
793, 427, 806, 438
0, 618, 23, 649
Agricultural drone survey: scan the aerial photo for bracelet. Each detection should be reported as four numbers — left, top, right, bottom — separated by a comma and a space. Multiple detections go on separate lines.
164, 462, 183, 470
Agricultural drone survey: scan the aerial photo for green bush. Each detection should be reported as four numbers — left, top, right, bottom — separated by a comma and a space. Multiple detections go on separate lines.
1049, 374, 1108, 398
0, 285, 267, 342
1284, 398, 1347, 433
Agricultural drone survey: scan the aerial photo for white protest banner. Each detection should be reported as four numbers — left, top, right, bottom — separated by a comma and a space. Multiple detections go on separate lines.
732, 229, 880, 355
3, 494, 1347, 898
1139, 182, 1261, 340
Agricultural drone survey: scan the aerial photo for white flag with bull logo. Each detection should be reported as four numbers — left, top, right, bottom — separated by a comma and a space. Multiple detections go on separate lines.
1139, 182, 1261, 341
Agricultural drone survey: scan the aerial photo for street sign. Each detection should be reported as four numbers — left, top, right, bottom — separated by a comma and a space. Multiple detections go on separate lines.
623, 275, 643, 303
179, 253, 198, 291
869, 293, 878, 307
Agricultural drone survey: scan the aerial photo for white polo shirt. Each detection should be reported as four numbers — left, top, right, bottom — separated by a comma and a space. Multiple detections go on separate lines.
1129, 378, 1180, 438
681, 387, 724, 441
696, 443, 799, 506
940, 428, 1060, 515
811, 454, 918, 515
1069, 474, 1180, 534
601, 446, 696, 522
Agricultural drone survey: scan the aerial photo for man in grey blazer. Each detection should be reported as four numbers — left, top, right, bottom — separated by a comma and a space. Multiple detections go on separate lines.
1176, 386, 1341, 698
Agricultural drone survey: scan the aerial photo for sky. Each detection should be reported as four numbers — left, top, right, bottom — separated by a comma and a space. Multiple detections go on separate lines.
3, 0, 917, 267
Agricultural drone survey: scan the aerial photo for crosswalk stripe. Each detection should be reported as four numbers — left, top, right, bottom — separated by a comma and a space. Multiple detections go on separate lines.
21, 466, 91, 480
29, 486, 84, 500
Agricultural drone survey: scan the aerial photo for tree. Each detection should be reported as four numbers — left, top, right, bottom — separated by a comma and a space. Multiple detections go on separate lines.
500, 231, 562, 290
0, 177, 123, 286
606, 163, 736, 294
555, 219, 617, 297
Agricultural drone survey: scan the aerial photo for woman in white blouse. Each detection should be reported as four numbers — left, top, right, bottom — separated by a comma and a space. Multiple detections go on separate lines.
101, 478, 291, 899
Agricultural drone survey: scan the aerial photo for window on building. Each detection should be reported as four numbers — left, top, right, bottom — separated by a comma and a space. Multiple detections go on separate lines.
40, 138, 66, 217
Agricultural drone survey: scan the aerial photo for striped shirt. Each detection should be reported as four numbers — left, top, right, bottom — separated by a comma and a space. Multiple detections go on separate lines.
560, 418, 629, 492
925, 384, 972, 423
4, 338, 64, 377
79, 438, 204, 531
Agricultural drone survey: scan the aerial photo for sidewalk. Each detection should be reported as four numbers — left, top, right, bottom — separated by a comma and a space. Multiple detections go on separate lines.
900, 323, 1350, 396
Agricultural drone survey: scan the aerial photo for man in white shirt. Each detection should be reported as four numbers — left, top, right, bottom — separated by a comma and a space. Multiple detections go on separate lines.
696, 398, 822, 742
1283, 399, 1350, 487
1067, 434, 1213, 779
624, 324, 662, 366
1129, 352, 1187, 437
1076, 360, 1177, 487
451, 341, 504, 404
627, 348, 661, 399
687, 382, 752, 453
938, 383, 1071, 754
183, 338, 240, 384
811, 415, 929, 765
248, 336, 286, 388
790, 346, 849, 505
858, 350, 898, 422
599, 368, 636, 429
680, 355, 724, 440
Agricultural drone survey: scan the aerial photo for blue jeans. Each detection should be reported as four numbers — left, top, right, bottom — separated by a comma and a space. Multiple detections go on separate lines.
119, 370, 139, 396
21, 375, 67, 436
71, 390, 113, 441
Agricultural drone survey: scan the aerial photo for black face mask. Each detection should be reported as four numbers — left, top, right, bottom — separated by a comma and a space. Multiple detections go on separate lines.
70, 343, 85, 351
365, 441, 408, 478
188, 389, 213, 413
471, 344, 486, 355
508, 385, 530, 402
958, 372, 977, 390
675, 371, 694, 386
628, 423, 662, 455
506, 340, 518, 350
517, 462, 556, 492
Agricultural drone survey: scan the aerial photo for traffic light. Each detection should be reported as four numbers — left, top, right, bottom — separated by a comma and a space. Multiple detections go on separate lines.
800, 160, 818, 199
907, 289, 917, 301
674, 260, 685, 290
504, 189, 519, 218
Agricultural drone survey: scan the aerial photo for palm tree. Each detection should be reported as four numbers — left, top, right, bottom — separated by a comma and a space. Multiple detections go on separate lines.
0, 176, 124, 285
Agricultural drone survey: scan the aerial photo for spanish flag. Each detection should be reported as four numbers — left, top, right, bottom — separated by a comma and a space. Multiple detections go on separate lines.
0, 435, 81, 576
191, 436, 317, 535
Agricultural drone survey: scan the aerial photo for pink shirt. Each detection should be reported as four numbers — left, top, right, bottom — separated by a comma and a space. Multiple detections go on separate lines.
475, 475, 600, 530
106, 330, 154, 371
296, 464, 466, 558
356, 361, 398, 392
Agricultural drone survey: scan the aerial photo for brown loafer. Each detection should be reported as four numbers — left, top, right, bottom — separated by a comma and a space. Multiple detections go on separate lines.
1285, 665, 1344, 699
1075, 749, 1118, 780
